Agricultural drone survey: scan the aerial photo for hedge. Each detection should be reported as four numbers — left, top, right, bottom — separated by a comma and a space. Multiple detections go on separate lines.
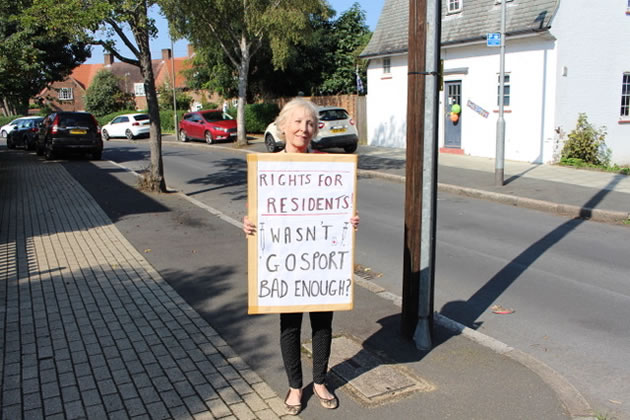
224, 102, 279, 133
0, 115, 28, 127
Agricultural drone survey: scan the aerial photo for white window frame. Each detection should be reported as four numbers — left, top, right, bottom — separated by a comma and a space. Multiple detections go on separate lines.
58, 87, 73, 101
497, 73, 511, 107
621, 72, 630, 118
447, 0, 462, 14
383, 57, 391, 74
134, 83, 146, 97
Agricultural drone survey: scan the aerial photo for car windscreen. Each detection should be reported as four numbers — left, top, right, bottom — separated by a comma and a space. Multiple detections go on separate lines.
133, 114, 150, 121
202, 112, 225, 122
319, 109, 349, 121
59, 114, 94, 128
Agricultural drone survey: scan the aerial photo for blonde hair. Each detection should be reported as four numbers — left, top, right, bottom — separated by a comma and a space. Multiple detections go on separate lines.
274, 98, 319, 141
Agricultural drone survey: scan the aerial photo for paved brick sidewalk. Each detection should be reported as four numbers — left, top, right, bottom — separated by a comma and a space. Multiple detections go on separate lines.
0, 155, 287, 419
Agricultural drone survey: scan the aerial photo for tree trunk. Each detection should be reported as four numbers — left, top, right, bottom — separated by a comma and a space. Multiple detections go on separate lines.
132, 2, 166, 192
236, 34, 250, 147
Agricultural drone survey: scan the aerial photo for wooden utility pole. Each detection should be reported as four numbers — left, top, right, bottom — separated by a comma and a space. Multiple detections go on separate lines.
402, 0, 428, 339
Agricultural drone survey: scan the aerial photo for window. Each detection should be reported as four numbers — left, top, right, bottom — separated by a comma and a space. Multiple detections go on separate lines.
621, 73, 630, 117
134, 83, 145, 97
497, 74, 510, 106
383, 57, 391, 74
627, 0, 630, 14
58, 88, 73, 101
447, 0, 462, 13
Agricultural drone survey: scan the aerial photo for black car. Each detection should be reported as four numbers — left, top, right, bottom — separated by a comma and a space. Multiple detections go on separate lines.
6, 117, 44, 151
37, 112, 102, 160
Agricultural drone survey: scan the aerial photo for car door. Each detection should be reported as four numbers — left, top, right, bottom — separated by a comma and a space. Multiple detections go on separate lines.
189, 114, 203, 139
111, 116, 128, 137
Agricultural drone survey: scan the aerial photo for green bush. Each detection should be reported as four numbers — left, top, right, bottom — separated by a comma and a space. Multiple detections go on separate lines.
157, 82, 192, 111
0, 115, 26, 127
227, 102, 279, 133
159, 110, 188, 133
561, 113, 609, 166
97, 110, 139, 127
85, 70, 135, 116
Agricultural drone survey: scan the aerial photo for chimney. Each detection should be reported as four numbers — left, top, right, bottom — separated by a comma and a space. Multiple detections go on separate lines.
187, 44, 195, 57
162, 48, 172, 61
104, 53, 114, 66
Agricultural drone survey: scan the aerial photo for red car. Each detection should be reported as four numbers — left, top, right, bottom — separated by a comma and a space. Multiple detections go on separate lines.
178, 110, 237, 144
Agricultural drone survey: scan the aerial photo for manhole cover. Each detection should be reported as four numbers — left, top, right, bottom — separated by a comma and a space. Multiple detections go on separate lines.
303, 335, 434, 406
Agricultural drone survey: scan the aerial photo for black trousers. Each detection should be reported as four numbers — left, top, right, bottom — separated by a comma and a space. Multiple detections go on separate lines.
280, 311, 333, 389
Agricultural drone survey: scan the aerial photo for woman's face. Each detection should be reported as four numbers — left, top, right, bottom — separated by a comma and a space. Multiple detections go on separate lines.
282, 106, 316, 153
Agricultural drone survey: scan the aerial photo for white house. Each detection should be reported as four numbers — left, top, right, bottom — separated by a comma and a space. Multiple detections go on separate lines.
360, 0, 630, 165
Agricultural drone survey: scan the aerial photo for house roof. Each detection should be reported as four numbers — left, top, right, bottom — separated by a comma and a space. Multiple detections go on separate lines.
154, 57, 191, 89
38, 53, 191, 98
360, 0, 560, 58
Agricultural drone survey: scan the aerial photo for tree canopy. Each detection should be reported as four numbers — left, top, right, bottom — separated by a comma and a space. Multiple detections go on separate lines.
160, 0, 329, 145
85, 70, 135, 116
0, 0, 90, 115
22, 0, 167, 191
178, 2, 370, 102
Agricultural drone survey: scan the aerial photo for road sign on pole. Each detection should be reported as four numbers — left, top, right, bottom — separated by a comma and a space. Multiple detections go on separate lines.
487, 32, 501, 47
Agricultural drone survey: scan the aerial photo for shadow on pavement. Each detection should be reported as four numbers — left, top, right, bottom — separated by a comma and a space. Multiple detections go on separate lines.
440, 175, 625, 329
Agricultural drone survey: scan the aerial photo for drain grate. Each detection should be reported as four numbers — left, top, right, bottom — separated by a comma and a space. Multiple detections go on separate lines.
303, 335, 434, 406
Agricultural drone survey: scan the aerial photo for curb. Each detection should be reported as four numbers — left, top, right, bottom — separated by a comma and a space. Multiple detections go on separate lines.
357, 169, 630, 224
355, 276, 595, 420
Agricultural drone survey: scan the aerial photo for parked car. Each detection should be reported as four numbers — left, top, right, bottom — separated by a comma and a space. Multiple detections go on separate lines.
178, 110, 237, 144
101, 113, 150, 140
36, 111, 102, 160
264, 106, 359, 153
6, 117, 44, 150
1, 117, 31, 138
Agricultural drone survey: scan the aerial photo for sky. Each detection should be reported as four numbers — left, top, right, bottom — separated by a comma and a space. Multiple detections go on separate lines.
85, 0, 385, 64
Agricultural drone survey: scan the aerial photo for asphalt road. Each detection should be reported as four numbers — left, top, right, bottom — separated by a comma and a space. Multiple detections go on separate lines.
102, 139, 630, 419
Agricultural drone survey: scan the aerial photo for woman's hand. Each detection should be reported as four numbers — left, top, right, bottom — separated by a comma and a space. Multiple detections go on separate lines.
243, 216, 256, 236
350, 213, 360, 231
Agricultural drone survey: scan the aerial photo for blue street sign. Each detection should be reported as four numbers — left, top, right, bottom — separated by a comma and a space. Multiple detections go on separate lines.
487, 32, 501, 47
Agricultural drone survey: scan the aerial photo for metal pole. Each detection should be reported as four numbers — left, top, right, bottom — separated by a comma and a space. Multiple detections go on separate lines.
413, 0, 441, 351
171, 38, 178, 135
495, 0, 506, 186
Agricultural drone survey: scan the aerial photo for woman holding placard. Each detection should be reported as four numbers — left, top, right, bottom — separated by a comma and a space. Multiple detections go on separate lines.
243, 98, 359, 415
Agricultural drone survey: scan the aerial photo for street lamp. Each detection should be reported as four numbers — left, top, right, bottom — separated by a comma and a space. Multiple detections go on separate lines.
495, 0, 507, 186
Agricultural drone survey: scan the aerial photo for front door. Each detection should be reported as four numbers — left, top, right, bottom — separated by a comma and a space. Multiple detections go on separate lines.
444, 81, 462, 149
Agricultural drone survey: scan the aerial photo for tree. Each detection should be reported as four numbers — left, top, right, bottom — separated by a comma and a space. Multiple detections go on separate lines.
157, 80, 192, 111
160, 0, 328, 146
22, 0, 167, 192
318, 3, 370, 95
0, 0, 90, 115
85, 70, 135, 116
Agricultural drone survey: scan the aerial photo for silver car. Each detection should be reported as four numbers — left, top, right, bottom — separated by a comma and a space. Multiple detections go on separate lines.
264, 106, 359, 153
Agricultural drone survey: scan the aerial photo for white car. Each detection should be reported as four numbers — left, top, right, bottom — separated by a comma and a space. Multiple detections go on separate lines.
101, 113, 150, 140
263, 106, 359, 153
1, 117, 32, 138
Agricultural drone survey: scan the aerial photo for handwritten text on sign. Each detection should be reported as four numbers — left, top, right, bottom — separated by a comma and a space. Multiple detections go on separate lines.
255, 158, 356, 311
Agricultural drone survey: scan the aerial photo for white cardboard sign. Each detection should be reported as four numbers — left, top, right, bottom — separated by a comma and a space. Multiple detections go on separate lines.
247, 154, 357, 314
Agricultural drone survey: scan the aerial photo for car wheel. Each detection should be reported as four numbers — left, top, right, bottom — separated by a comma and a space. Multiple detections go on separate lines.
7, 138, 15, 149
344, 143, 358, 153
44, 143, 55, 160
125, 129, 134, 140
102, 129, 110, 141
1, 130, 6, 138
36, 144, 44, 156
205, 131, 214, 144
265, 133, 277, 153
179, 130, 188, 142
